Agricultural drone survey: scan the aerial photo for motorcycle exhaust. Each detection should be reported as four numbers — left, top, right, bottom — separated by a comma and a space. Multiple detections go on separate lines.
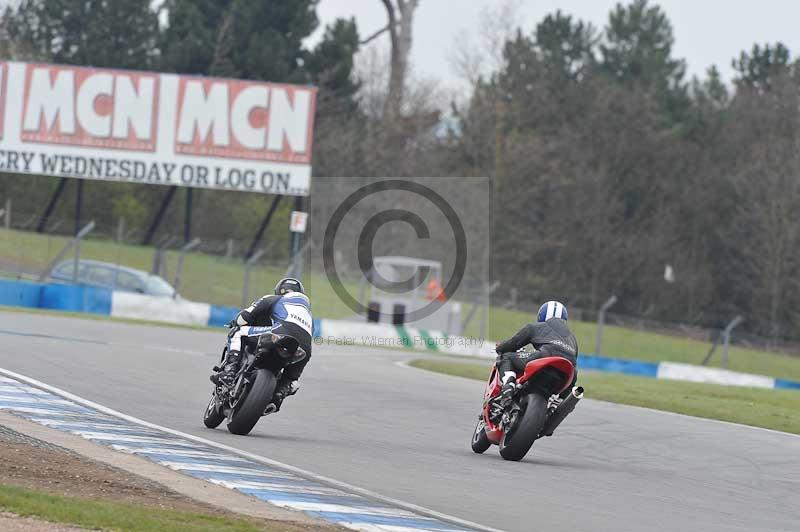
541, 386, 584, 437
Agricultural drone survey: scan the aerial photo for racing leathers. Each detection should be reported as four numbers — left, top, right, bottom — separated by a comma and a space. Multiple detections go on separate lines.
495, 318, 578, 403
214, 292, 313, 411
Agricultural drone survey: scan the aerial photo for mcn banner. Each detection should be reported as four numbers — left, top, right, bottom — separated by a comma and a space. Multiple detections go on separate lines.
0, 62, 317, 196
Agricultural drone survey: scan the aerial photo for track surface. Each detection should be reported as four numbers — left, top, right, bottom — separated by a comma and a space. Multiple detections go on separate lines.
0, 310, 798, 532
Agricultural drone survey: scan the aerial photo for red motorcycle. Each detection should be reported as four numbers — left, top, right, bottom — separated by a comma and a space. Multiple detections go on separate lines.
471, 355, 584, 461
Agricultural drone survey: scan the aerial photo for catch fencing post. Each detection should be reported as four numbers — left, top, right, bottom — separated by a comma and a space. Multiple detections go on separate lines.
116, 217, 125, 243
594, 295, 618, 356
242, 249, 265, 307
173, 238, 201, 295
3, 198, 9, 229
37, 221, 95, 282
284, 239, 311, 280
721, 315, 744, 368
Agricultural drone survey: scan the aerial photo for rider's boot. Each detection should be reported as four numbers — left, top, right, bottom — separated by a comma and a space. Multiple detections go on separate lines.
500, 374, 516, 405
490, 375, 517, 422
264, 379, 299, 415
210, 350, 242, 386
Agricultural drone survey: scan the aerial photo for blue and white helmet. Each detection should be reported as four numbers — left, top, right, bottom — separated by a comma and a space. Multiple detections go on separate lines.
537, 301, 568, 322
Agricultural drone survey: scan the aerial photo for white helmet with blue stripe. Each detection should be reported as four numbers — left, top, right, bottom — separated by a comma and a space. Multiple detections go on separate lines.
537, 301, 568, 322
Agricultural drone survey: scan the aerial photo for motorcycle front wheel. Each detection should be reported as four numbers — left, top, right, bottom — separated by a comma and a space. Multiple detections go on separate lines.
471, 415, 492, 453
203, 393, 225, 428
498, 393, 548, 461
226, 369, 277, 435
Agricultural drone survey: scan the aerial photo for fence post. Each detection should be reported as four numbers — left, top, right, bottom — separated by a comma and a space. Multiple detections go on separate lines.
284, 239, 311, 279
173, 238, 201, 295
116, 217, 125, 243
38, 221, 95, 282
242, 249, 265, 307
721, 315, 744, 368
594, 295, 618, 356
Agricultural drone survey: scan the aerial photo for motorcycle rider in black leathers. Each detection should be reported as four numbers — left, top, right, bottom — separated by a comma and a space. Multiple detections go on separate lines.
494, 301, 578, 414
210, 277, 313, 413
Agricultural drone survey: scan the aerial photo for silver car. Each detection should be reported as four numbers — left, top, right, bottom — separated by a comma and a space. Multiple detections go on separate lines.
49, 259, 177, 297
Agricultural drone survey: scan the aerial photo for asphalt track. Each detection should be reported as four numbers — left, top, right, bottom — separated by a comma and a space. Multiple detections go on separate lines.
0, 310, 798, 532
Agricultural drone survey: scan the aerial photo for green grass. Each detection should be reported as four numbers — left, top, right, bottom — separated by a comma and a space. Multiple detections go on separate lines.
0, 484, 275, 531
0, 226, 356, 317
471, 306, 800, 382
4, 226, 800, 381
408, 358, 800, 434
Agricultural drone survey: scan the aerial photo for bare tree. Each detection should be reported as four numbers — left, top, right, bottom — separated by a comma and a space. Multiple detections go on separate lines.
449, 0, 522, 86
380, 0, 419, 122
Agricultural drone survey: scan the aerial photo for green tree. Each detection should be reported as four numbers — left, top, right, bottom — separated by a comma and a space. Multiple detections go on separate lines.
0, 0, 159, 68
600, 0, 688, 122
305, 18, 361, 102
160, 0, 319, 81
733, 42, 792, 92
158, 0, 233, 75
534, 10, 596, 82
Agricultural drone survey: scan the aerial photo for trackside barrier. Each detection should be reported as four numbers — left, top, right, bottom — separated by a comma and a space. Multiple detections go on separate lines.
0, 279, 236, 327
1, 282, 798, 392
313, 319, 800, 391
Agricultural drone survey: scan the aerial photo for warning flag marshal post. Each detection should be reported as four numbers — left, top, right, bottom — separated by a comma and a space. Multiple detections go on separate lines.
0, 61, 317, 196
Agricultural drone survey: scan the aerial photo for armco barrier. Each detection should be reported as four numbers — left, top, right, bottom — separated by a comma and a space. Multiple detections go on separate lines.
0, 279, 227, 328
0, 279, 41, 307
40, 283, 111, 315
313, 318, 800, 391
578, 354, 659, 377
208, 304, 239, 328
1, 279, 111, 315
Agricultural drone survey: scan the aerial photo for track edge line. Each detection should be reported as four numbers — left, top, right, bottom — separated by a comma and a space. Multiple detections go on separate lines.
0, 366, 505, 532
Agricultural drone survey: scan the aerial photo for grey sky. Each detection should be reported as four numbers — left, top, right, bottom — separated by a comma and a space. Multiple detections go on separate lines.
311, 0, 800, 90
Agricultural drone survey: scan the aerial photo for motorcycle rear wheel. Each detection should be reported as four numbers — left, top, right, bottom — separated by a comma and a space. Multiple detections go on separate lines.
499, 393, 547, 461
471, 415, 492, 453
203, 393, 225, 428
226, 369, 277, 435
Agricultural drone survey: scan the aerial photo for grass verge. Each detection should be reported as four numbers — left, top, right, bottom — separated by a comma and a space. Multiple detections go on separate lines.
0, 484, 277, 532
408, 358, 800, 435
471, 307, 800, 381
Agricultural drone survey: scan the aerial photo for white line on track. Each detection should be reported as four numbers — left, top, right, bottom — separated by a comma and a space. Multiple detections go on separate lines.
157, 462, 297, 479
0, 367, 504, 532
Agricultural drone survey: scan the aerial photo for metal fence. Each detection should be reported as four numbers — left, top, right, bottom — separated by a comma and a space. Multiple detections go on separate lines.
0, 209, 298, 309
4, 203, 800, 365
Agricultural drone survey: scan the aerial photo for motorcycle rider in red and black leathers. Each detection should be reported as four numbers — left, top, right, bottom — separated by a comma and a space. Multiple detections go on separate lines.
210, 277, 312, 413
494, 301, 578, 415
